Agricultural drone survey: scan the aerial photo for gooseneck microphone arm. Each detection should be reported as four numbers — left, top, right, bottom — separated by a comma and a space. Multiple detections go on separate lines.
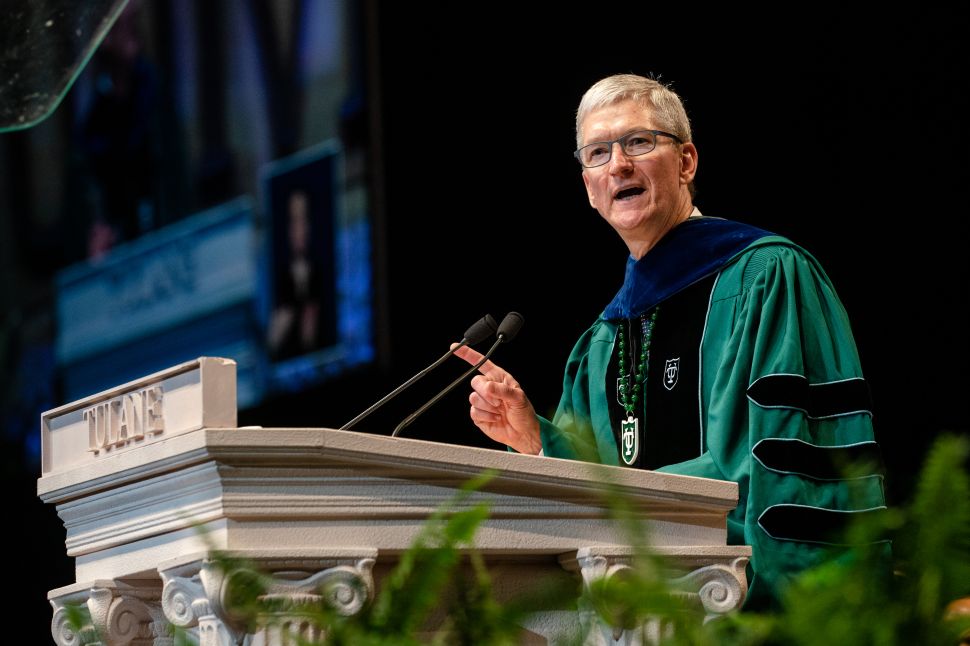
391, 312, 524, 438
339, 314, 497, 431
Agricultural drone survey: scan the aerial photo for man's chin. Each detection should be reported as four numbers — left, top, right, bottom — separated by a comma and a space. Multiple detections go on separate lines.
606, 208, 651, 231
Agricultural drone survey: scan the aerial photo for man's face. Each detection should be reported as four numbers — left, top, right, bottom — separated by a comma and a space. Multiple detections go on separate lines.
580, 100, 696, 244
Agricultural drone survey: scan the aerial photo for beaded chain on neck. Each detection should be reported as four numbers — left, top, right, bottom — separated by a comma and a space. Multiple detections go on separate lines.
617, 307, 659, 417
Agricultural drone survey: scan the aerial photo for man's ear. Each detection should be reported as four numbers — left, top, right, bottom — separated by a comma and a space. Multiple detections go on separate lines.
680, 142, 698, 185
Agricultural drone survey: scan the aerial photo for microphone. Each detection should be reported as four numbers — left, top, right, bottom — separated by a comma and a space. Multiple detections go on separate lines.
391, 311, 524, 438
339, 314, 498, 430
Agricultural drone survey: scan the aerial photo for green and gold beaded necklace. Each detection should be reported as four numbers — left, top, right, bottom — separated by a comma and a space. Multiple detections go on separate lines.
617, 307, 659, 466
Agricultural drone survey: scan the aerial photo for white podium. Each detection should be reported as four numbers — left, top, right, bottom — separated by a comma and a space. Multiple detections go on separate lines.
38, 357, 750, 645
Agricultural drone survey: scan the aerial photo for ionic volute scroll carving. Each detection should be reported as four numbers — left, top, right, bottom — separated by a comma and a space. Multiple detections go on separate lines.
160, 562, 241, 646
51, 591, 102, 646
50, 583, 167, 646
159, 555, 377, 644
668, 556, 749, 620
257, 558, 376, 618
570, 550, 749, 645
230, 557, 377, 642
574, 553, 669, 645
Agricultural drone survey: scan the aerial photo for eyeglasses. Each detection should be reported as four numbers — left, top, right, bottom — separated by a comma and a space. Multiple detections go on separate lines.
574, 129, 684, 168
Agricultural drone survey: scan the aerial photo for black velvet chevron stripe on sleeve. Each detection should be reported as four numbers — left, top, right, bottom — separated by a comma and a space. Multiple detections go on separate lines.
758, 504, 889, 544
752, 438, 884, 480
747, 375, 872, 418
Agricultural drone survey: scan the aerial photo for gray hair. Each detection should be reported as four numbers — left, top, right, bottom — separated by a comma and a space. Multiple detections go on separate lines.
575, 74, 692, 148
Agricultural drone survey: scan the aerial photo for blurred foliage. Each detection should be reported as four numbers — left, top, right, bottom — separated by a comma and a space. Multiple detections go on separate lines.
63, 434, 970, 645
761, 432, 970, 646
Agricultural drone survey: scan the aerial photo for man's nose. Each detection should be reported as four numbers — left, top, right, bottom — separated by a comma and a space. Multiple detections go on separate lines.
608, 143, 634, 174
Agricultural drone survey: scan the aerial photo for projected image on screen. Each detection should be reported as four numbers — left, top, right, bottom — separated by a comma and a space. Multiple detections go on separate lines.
262, 141, 373, 392
267, 172, 336, 361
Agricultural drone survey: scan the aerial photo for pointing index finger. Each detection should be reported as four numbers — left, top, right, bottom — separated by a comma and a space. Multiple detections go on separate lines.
452, 343, 502, 377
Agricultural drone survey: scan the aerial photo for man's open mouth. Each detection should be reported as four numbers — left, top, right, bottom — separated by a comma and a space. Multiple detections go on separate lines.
614, 187, 645, 201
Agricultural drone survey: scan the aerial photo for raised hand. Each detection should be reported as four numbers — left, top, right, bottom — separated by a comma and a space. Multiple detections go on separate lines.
451, 344, 542, 455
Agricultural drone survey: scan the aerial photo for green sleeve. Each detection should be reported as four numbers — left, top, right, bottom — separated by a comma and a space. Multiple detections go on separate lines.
660, 241, 886, 608
539, 321, 620, 465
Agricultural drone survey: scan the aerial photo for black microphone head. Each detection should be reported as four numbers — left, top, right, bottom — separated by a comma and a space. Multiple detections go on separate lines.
463, 314, 498, 345
496, 311, 524, 342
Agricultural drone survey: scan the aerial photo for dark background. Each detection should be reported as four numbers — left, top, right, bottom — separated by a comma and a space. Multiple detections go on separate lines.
5, 3, 967, 631
355, 5, 969, 500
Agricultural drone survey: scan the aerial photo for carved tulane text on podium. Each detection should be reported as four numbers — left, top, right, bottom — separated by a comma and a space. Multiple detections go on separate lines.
39, 356, 236, 478
83, 385, 165, 454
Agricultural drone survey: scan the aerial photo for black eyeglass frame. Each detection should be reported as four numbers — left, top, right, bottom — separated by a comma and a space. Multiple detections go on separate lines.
574, 129, 684, 168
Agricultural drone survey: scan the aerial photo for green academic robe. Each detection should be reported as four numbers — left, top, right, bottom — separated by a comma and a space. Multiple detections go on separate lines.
537, 225, 886, 608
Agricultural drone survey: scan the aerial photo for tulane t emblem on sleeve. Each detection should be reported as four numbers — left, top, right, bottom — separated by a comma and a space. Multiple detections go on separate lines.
621, 416, 639, 465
